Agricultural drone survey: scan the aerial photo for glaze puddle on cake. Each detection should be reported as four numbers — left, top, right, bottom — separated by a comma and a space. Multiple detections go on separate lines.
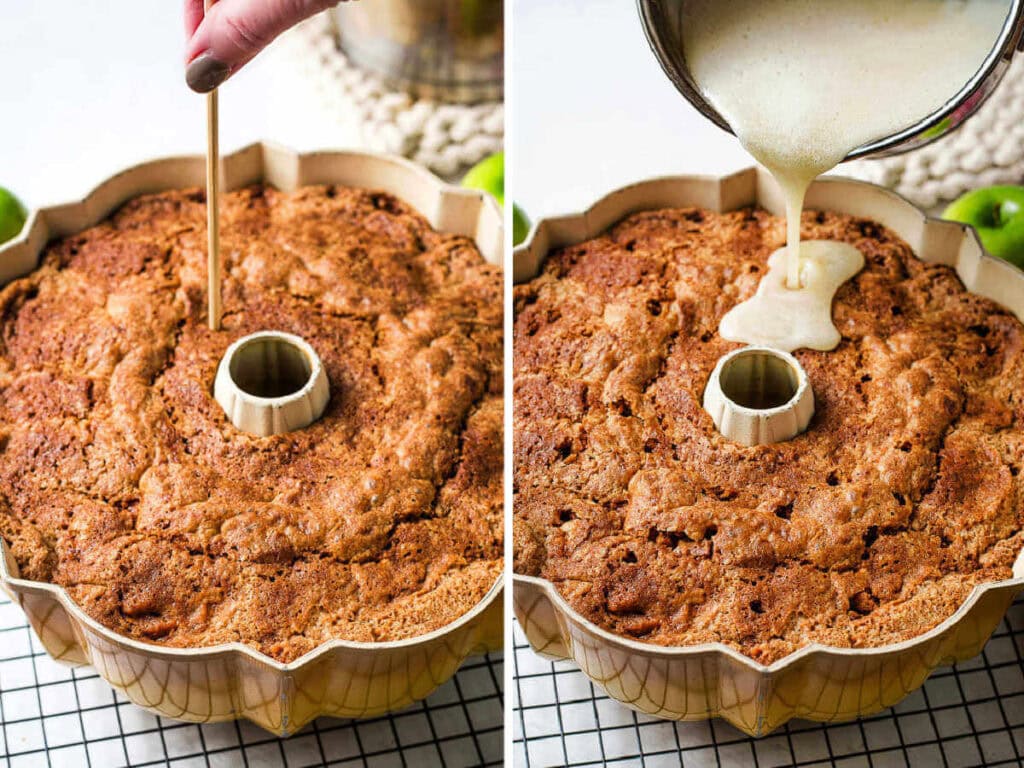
680, 0, 1010, 349
720, 241, 864, 351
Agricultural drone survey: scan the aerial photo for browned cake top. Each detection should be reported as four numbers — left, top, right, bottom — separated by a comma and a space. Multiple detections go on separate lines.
514, 206, 1024, 664
0, 184, 503, 662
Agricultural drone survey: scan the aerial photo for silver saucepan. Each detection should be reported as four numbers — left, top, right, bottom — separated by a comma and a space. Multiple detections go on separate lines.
637, 0, 1024, 159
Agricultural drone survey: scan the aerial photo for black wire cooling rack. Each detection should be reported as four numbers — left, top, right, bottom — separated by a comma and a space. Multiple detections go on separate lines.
0, 595, 503, 768
514, 595, 1024, 767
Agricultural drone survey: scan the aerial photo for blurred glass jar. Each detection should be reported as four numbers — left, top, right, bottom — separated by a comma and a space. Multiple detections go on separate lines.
333, 0, 503, 104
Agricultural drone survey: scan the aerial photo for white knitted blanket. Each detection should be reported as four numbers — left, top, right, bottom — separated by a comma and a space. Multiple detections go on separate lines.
843, 57, 1024, 211
276, 13, 503, 180
278, 13, 1021, 201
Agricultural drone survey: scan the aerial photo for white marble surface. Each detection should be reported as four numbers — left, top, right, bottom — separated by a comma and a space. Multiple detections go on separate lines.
0, 0, 355, 212
509, 0, 753, 222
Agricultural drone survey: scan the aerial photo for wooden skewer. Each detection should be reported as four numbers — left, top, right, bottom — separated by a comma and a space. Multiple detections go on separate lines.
205, 0, 222, 331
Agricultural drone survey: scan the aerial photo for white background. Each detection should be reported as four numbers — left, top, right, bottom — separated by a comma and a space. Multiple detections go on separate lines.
0, 0, 755, 222
509, 0, 753, 222
0, 0, 353, 212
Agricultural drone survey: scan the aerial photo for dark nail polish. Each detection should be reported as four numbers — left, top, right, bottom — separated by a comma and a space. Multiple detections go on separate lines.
186, 53, 230, 93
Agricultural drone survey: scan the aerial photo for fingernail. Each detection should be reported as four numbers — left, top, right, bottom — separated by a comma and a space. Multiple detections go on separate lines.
186, 53, 230, 93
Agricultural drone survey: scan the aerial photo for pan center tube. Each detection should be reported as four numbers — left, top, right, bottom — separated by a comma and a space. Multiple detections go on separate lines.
703, 346, 814, 447
214, 331, 330, 436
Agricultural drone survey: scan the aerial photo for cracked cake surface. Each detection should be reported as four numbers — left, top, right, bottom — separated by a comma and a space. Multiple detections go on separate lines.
0, 184, 503, 662
513, 206, 1024, 664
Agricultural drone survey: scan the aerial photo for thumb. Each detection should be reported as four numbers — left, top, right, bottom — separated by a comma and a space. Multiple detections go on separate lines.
185, 0, 342, 92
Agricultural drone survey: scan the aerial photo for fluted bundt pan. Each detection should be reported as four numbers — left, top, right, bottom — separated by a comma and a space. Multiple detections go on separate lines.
0, 143, 503, 736
513, 167, 1024, 736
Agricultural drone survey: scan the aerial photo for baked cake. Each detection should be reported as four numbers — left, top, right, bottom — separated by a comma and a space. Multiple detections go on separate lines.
514, 206, 1024, 664
0, 184, 503, 662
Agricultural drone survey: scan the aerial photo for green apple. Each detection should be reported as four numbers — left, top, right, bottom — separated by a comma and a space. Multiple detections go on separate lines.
0, 186, 27, 245
511, 203, 531, 247
462, 152, 506, 205
943, 186, 1024, 269
461, 152, 531, 245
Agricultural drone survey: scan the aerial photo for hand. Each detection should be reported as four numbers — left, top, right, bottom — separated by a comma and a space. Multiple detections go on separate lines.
184, 0, 349, 93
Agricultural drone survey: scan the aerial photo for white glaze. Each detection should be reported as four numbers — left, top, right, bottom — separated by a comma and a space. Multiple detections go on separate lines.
681, 0, 1008, 347
721, 242, 864, 352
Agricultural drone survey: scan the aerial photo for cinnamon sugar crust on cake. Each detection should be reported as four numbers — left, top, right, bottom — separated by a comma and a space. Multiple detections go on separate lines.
513, 206, 1024, 664
0, 184, 503, 662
